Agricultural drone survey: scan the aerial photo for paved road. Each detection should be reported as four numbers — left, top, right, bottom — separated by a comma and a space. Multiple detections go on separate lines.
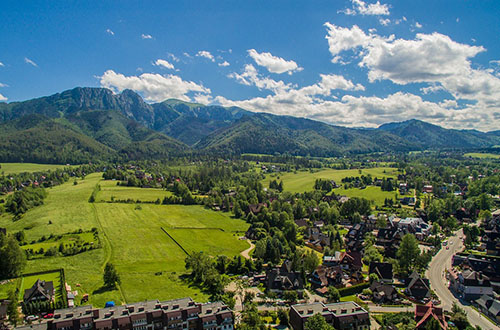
426, 229, 498, 330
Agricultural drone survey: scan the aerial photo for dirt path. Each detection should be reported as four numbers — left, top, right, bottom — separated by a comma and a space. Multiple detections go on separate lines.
240, 239, 255, 259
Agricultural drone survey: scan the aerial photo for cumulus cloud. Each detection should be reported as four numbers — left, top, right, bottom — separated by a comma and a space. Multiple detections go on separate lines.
106, 29, 115, 36
218, 61, 230, 67
247, 49, 303, 74
379, 18, 390, 26
415, 22, 423, 28
99, 70, 210, 102
228, 64, 292, 93
196, 51, 215, 62
141, 34, 153, 39
323, 23, 500, 106
24, 57, 38, 67
340, 0, 390, 16
167, 53, 180, 62
0, 93, 7, 101
0, 61, 4, 67
153, 59, 175, 70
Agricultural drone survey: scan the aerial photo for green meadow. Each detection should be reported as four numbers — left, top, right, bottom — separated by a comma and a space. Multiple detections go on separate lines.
332, 186, 402, 206
0, 171, 249, 307
262, 167, 399, 193
0, 163, 71, 175
464, 152, 500, 159
96, 180, 173, 202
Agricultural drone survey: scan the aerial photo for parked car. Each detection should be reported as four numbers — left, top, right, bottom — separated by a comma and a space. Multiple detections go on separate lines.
43, 313, 54, 319
26, 315, 39, 321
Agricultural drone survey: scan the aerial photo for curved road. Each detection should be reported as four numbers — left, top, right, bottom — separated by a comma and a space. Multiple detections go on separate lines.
426, 229, 497, 330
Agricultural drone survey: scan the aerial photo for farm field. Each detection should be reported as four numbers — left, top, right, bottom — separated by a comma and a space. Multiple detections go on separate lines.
332, 186, 401, 206
96, 180, 173, 202
464, 152, 500, 159
0, 171, 250, 307
0, 163, 71, 175
261, 167, 400, 193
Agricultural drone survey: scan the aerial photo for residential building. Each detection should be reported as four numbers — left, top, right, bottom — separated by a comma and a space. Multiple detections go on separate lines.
369, 262, 393, 283
414, 302, 447, 329
475, 295, 500, 324
370, 281, 399, 304
405, 272, 431, 301
289, 301, 370, 330
23, 279, 55, 303
266, 261, 304, 295
46, 297, 233, 330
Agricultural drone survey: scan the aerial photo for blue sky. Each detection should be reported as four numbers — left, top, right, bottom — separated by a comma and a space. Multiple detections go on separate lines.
1, 0, 500, 130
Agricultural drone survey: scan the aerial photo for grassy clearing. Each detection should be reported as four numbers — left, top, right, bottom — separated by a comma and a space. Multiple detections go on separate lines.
20, 271, 63, 303
0, 173, 250, 307
0, 278, 20, 300
21, 231, 99, 257
0, 163, 71, 175
464, 152, 500, 159
97, 180, 173, 202
333, 186, 399, 206
262, 167, 399, 193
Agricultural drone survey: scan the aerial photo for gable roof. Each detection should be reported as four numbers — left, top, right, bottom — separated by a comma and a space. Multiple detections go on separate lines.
406, 272, 431, 299
415, 302, 447, 329
23, 279, 54, 302
369, 262, 393, 280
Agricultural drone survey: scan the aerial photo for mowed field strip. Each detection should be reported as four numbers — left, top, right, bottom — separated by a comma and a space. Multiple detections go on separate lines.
261, 167, 400, 193
0, 162, 72, 175
0, 172, 249, 307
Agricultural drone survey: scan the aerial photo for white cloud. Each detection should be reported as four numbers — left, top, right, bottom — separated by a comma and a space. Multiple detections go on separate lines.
153, 59, 175, 70
106, 29, 114, 36
228, 64, 292, 93
218, 61, 230, 67
247, 49, 303, 74
183, 52, 192, 58
415, 22, 423, 28
141, 34, 153, 39
24, 57, 38, 67
0, 61, 4, 67
99, 70, 210, 102
0, 82, 7, 87
340, 0, 390, 16
196, 50, 215, 62
379, 18, 390, 26
167, 53, 180, 62
0, 93, 7, 101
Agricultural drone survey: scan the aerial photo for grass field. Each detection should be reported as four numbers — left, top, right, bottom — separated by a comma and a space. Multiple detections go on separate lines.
464, 152, 500, 159
0, 278, 19, 300
20, 271, 63, 303
21, 231, 98, 257
0, 163, 71, 175
332, 186, 401, 206
0, 172, 250, 307
97, 180, 173, 202
262, 167, 400, 193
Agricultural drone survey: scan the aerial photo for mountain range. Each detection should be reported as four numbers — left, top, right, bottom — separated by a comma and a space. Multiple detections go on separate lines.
1, 87, 499, 163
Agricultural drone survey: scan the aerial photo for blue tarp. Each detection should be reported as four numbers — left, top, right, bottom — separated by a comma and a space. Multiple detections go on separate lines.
105, 301, 115, 307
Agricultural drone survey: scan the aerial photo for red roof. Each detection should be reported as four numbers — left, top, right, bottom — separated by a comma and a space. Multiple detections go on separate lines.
415, 302, 447, 329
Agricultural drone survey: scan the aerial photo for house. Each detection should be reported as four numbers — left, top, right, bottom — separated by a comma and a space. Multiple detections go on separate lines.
449, 268, 494, 301
399, 183, 408, 195
310, 265, 344, 289
248, 203, 267, 215
370, 281, 399, 304
369, 262, 393, 283
23, 279, 55, 303
323, 251, 345, 267
398, 217, 430, 240
414, 301, 447, 329
47, 297, 234, 330
475, 295, 500, 324
266, 261, 304, 295
405, 272, 431, 301
340, 251, 363, 272
423, 185, 433, 193
289, 301, 370, 330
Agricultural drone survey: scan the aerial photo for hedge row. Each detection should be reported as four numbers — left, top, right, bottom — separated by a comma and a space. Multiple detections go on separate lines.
338, 282, 370, 297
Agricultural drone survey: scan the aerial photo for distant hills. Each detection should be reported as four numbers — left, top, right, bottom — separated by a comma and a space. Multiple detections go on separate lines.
0, 87, 499, 163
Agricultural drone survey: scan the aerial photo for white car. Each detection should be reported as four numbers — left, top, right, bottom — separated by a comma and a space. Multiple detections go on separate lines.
26, 315, 39, 321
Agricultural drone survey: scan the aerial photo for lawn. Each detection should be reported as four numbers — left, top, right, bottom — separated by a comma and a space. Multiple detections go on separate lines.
0, 278, 19, 300
20, 271, 63, 303
332, 186, 400, 206
0, 174, 250, 308
261, 167, 400, 193
464, 152, 500, 159
96, 180, 173, 202
0, 163, 72, 175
